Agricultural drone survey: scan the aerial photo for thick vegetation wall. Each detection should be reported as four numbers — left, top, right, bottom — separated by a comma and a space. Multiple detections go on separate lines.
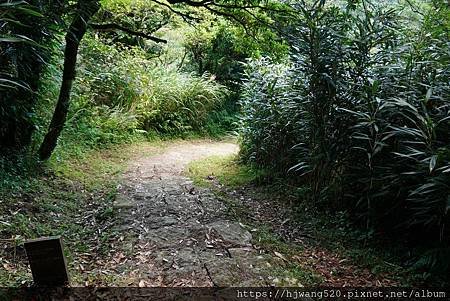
0, 1, 65, 151
239, 0, 450, 273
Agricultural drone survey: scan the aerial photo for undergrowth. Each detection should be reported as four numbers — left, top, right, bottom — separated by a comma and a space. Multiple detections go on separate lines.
239, 0, 450, 280
187, 154, 448, 286
0, 142, 163, 286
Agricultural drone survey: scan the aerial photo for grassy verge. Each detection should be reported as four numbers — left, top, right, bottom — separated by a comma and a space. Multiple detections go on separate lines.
187, 155, 267, 188
0, 141, 164, 286
187, 154, 442, 286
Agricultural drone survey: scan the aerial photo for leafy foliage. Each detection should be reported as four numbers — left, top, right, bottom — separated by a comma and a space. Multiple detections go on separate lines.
239, 58, 297, 171
184, 18, 288, 88
73, 35, 228, 139
239, 0, 450, 274
0, 0, 65, 150
94, 0, 171, 48
2, 0, 449, 285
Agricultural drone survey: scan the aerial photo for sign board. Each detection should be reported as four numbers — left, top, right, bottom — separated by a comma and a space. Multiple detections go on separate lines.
24, 236, 69, 286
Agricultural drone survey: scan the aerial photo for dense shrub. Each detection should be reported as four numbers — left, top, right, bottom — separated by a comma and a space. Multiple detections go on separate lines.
239, 58, 298, 171
184, 19, 288, 89
75, 36, 227, 137
134, 68, 227, 134
239, 0, 450, 271
0, 1, 65, 151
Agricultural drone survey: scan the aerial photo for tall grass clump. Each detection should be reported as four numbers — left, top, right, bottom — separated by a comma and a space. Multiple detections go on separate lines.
77, 36, 228, 137
135, 68, 226, 135
239, 0, 450, 275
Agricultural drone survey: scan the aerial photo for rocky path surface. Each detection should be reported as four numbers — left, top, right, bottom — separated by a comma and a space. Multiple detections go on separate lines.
113, 140, 274, 286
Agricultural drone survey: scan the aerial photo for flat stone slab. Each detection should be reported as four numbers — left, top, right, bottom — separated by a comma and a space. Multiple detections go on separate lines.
206, 221, 252, 246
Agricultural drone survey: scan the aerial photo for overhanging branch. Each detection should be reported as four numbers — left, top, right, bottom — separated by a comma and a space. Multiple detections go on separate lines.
90, 23, 167, 44
150, 0, 201, 23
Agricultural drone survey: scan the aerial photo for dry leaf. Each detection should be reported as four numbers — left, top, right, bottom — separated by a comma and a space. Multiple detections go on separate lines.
138, 279, 146, 287
274, 251, 288, 261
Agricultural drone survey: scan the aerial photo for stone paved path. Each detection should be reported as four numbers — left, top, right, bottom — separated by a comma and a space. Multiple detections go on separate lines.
113, 140, 274, 286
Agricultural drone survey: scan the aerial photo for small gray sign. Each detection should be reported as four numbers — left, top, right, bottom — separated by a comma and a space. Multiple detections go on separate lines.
24, 236, 69, 286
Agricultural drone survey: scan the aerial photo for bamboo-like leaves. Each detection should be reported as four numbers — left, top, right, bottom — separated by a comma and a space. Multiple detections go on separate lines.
239, 0, 450, 254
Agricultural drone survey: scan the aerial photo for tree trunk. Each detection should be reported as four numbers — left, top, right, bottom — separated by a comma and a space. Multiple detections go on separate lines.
38, 0, 100, 160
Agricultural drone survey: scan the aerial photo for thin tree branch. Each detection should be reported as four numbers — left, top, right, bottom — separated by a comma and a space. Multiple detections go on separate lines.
90, 23, 167, 43
150, 0, 201, 23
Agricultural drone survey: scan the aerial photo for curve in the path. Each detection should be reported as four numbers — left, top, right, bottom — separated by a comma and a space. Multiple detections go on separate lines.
114, 140, 273, 287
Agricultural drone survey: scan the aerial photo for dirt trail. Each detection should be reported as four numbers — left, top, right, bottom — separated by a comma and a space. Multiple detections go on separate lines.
113, 140, 274, 286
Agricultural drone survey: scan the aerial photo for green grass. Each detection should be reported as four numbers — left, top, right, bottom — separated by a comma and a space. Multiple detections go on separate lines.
187, 154, 267, 188
49, 140, 165, 188
271, 264, 324, 287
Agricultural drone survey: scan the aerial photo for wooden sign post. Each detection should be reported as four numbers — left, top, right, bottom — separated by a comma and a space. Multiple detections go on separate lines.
24, 236, 69, 286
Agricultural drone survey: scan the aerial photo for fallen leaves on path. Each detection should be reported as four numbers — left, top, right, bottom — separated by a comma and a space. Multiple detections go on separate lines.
212, 180, 401, 287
